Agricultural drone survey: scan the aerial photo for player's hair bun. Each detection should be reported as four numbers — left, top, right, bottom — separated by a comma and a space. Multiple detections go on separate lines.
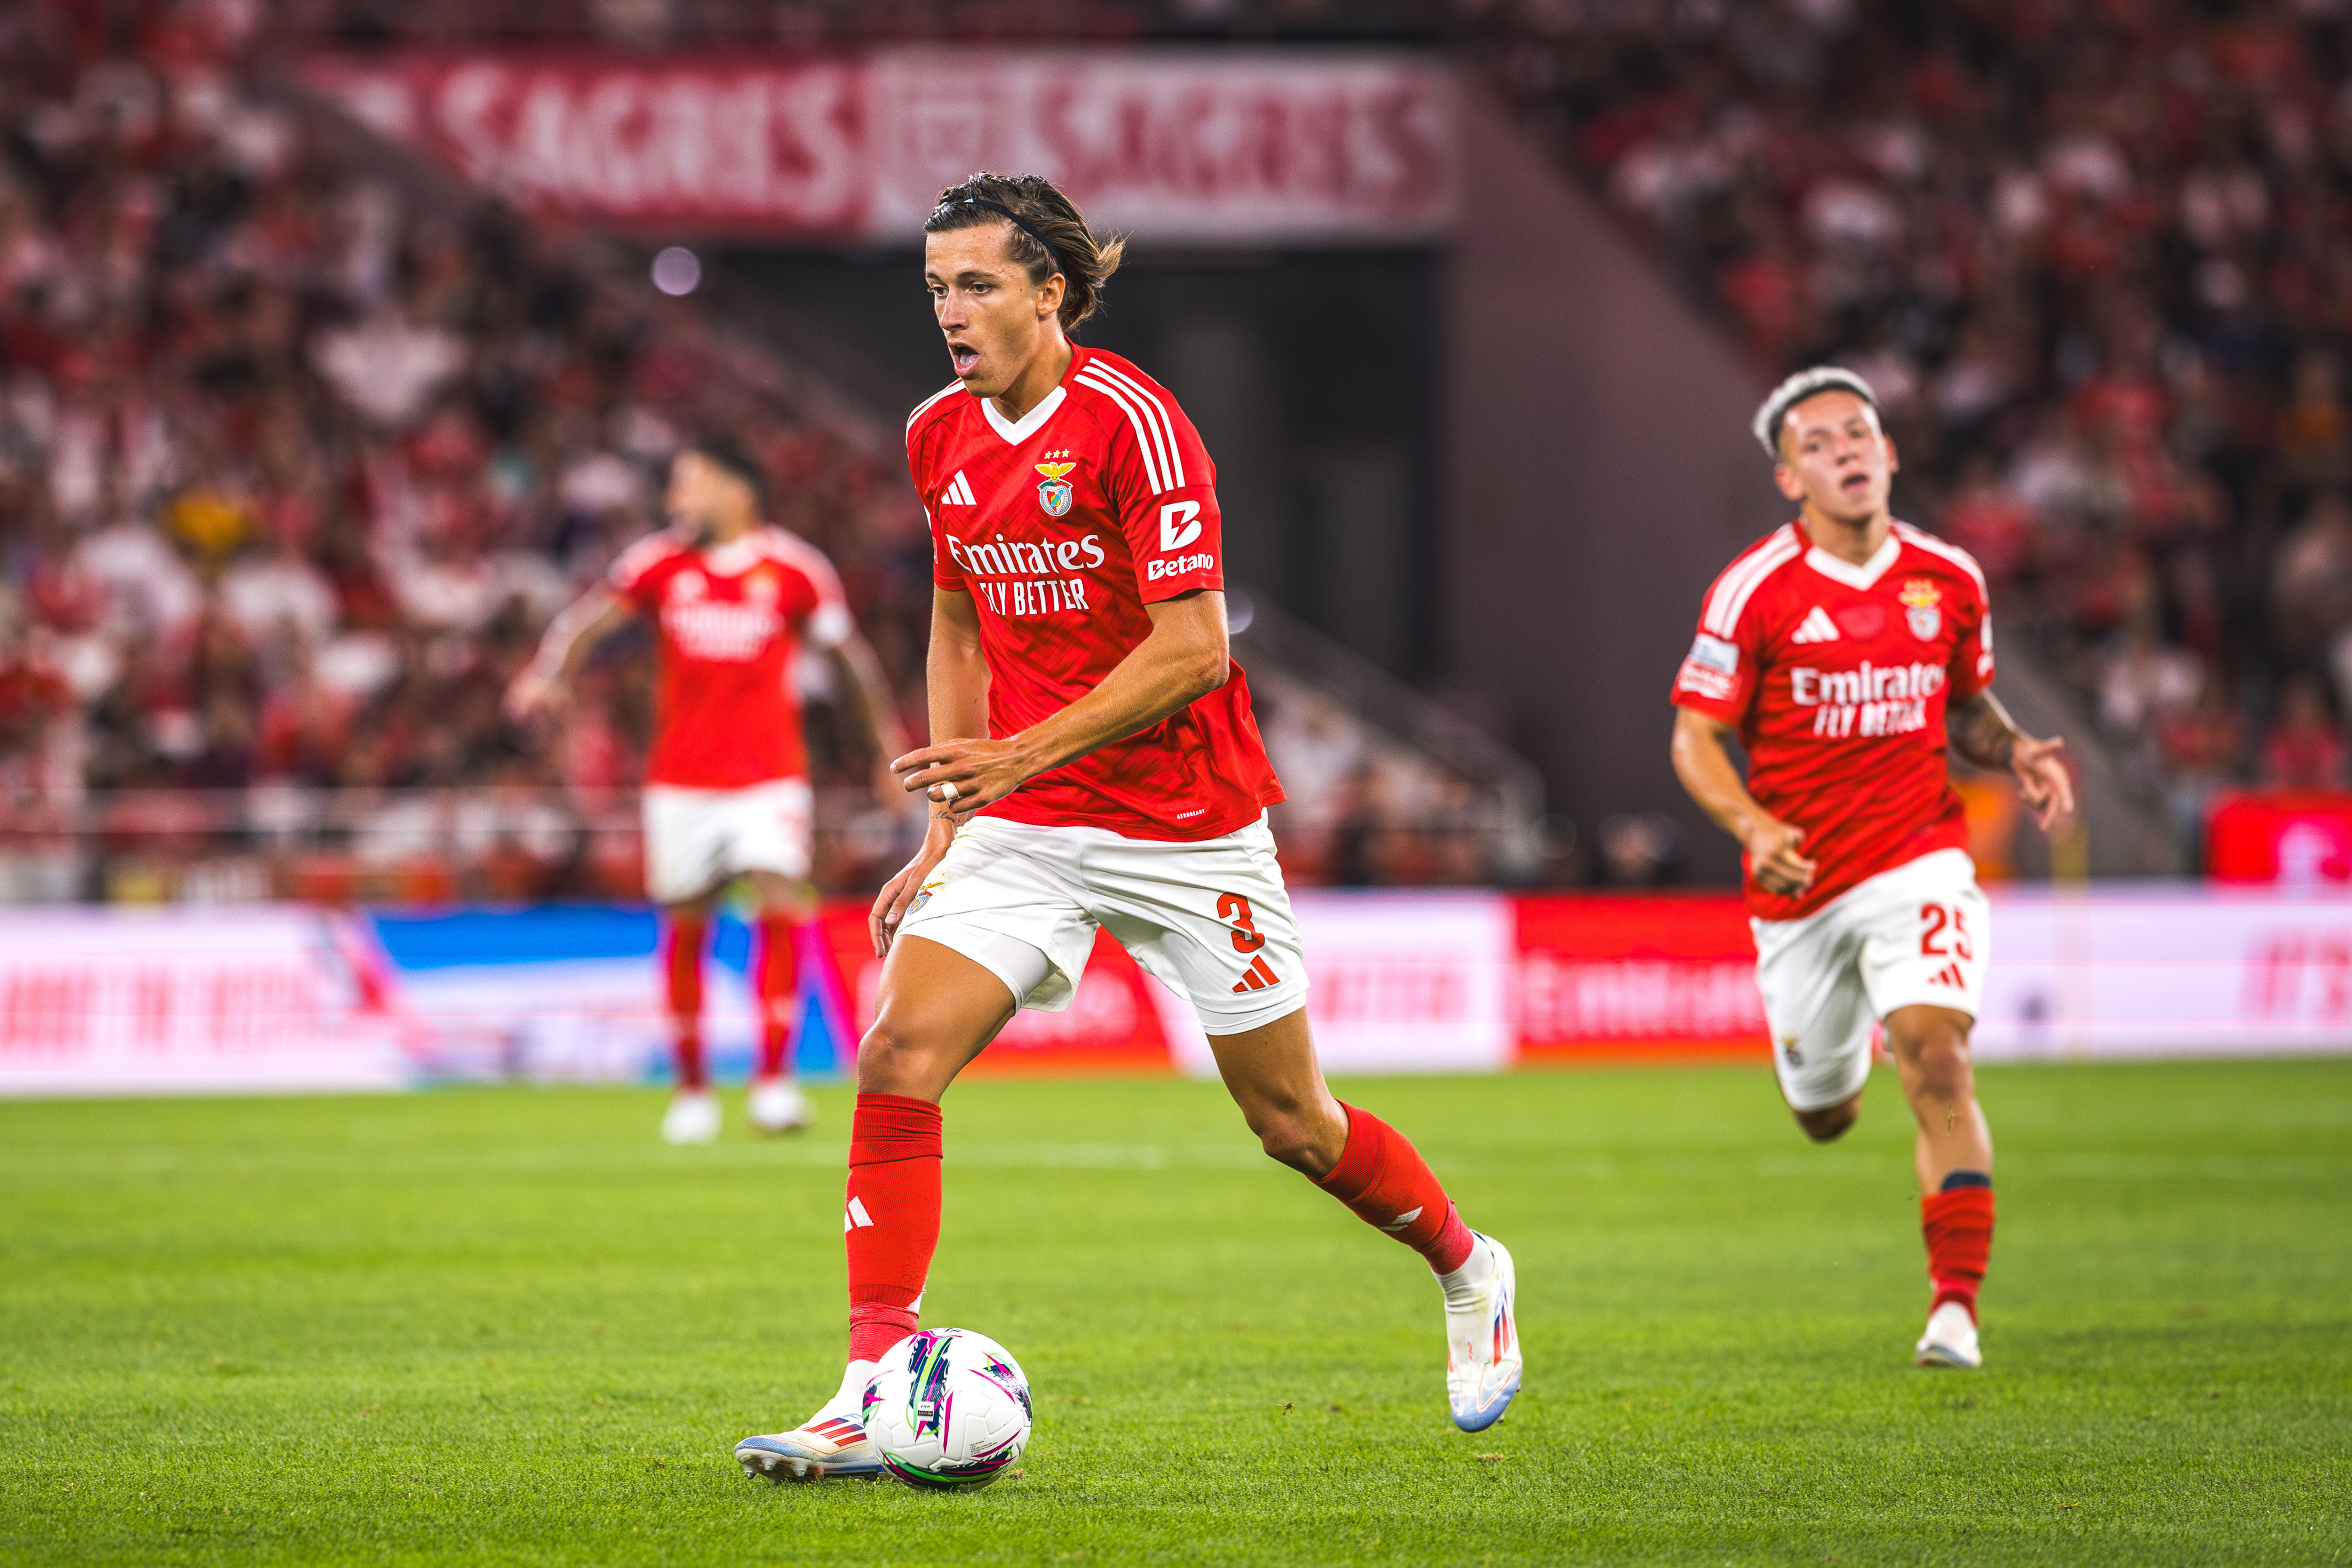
1753, 366, 1879, 460
924, 173, 1126, 333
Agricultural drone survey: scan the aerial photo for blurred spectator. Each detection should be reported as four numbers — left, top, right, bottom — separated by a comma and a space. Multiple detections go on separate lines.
1596, 811, 1681, 887
0, 20, 951, 900
1465, 0, 2352, 812
2262, 673, 2347, 789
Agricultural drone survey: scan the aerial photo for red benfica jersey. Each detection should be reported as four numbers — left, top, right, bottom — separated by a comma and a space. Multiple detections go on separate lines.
608, 526, 852, 789
1671, 519, 1994, 922
906, 345, 1284, 841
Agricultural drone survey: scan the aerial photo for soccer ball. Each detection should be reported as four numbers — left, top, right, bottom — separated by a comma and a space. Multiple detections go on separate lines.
859, 1328, 1033, 1490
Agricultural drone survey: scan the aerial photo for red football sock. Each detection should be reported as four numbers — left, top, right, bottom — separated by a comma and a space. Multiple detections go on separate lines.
661, 912, 708, 1091
755, 915, 801, 1080
845, 1092, 943, 1364
1922, 1186, 1995, 1318
1313, 1103, 1476, 1274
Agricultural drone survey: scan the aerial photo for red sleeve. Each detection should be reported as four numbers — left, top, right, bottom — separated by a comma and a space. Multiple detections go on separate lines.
779, 544, 855, 648
1095, 379, 1223, 604
907, 423, 966, 594
1950, 571, 1995, 702
1669, 581, 1763, 725
606, 533, 675, 612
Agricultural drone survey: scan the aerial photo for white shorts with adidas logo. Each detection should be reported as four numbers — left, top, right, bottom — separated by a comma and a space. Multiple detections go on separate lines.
895, 812, 1307, 1036
1751, 847, 1990, 1113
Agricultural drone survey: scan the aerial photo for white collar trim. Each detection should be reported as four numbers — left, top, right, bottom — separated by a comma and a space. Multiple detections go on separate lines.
700, 534, 763, 576
981, 384, 1066, 445
1805, 532, 1901, 590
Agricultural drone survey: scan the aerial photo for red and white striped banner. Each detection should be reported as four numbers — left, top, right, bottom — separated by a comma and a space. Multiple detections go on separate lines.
298, 48, 1455, 242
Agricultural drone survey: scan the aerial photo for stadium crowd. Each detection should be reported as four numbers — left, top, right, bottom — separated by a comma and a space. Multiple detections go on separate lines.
1469, 0, 2352, 832
0, 4, 1517, 900
0, 5, 949, 900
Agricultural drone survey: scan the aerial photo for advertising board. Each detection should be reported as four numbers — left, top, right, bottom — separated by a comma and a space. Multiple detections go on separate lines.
298, 48, 1454, 244
0, 907, 407, 1095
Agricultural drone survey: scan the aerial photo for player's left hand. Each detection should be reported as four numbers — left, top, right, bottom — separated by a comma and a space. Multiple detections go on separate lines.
2011, 732, 2075, 832
892, 737, 1035, 817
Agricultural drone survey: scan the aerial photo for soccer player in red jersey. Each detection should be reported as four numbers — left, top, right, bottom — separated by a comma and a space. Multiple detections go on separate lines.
507, 438, 904, 1144
1669, 367, 2076, 1369
734, 174, 1521, 1481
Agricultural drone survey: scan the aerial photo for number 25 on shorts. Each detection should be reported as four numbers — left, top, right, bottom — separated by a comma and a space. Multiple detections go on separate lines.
1920, 901, 1972, 961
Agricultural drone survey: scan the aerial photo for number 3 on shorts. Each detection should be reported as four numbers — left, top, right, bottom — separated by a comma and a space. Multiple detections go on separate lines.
1216, 891, 1266, 954
1919, 901, 1973, 962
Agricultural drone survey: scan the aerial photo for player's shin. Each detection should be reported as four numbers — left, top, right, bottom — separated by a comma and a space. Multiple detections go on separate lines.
1312, 1104, 1477, 1276
756, 915, 801, 1080
661, 912, 709, 1090
1922, 1171, 1994, 1318
844, 1093, 943, 1364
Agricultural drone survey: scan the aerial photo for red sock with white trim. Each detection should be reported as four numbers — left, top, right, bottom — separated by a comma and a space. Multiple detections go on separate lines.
661, 913, 708, 1092
755, 915, 800, 1081
845, 1093, 943, 1364
1313, 1103, 1476, 1274
1922, 1176, 1994, 1320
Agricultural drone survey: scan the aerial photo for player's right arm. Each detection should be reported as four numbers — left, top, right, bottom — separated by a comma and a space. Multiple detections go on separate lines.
869, 586, 992, 955
503, 587, 639, 724
1668, 552, 1818, 897
1669, 708, 1818, 897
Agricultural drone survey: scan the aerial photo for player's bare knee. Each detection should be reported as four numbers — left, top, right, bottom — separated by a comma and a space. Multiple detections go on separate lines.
1794, 1098, 1859, 1143
1899, 1031, 1974, 1102
854, 1018, 956, 1097
1257, 1117, 1344, 1178
1236, 1094, 1343, 1176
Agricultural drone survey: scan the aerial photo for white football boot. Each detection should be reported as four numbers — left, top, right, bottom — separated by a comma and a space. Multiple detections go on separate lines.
746, 1076, 814, 1136
660, 1089, 719, 1146
1915, 1300, 1982, 1369
735, 1360, 886, 1482
1440, 1232, 1522, 1432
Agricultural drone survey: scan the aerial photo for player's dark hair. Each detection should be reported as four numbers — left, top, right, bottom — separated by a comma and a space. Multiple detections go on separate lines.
683, 434, 768, 513
923, 172, 1125, 333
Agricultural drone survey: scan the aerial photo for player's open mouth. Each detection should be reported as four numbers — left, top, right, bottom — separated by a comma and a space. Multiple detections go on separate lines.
950, 344, 981, 375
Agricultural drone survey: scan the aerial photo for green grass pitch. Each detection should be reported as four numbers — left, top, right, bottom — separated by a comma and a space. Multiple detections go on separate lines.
3, 1059, 2348, 1566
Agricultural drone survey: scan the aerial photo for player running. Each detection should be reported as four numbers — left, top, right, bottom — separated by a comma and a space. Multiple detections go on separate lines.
1669, 367, 2074, 1369
507, 438, 904, 1145
734, 173, 1521, 1481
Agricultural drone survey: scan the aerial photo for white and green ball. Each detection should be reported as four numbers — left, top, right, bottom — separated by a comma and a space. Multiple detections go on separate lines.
860, 1328, 1033, 1489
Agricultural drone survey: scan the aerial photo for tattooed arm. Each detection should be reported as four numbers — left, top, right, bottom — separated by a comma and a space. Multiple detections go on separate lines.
1947, 691, 2075, 831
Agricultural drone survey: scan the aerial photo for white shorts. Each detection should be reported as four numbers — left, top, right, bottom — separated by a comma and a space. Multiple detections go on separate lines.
1751, 847, 1990, 1113
896, 812, 1307, 1036
641, 779, 813, 905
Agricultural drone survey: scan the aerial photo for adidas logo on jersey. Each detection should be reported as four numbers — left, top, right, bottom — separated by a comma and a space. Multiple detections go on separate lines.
941, 471, 978, 506
1790, 605, 1841, 644
1927, 962, 1967, 989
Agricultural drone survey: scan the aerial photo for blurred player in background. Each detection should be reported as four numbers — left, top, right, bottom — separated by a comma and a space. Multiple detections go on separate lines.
733, 173, 1522, 1482
508, 439, 905, 1144
1669, 368, 2074, 1369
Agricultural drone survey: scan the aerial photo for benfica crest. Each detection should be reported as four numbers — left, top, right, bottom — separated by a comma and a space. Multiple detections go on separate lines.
1899, 579, 1942, 640
1034, 461, 1076, 517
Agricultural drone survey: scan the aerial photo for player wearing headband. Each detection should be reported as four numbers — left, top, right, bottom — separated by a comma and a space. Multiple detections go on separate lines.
734, 172, 1522, 1482
1669, 367, 2075, 1369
